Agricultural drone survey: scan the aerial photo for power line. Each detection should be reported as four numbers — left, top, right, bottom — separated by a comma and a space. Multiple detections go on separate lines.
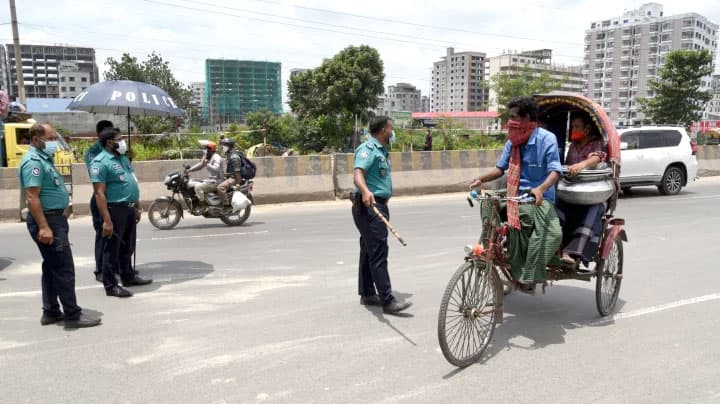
144, 0, 584, 60
245, 0, 585, 46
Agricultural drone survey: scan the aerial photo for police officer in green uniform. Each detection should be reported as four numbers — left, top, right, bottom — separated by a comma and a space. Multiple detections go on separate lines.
20, 123, 101, 328
91, 128, 151, 298
84, 120, 114, 282
352, 116, 412, 314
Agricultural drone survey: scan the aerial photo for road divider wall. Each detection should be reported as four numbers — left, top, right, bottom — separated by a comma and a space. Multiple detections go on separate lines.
2, 145, 720, 220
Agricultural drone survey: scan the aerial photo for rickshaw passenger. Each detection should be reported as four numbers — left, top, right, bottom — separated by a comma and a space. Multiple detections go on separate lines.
471, 97, 562, 291
556, 114, 608, 265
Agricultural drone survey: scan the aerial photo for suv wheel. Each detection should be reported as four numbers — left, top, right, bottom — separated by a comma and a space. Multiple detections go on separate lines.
658, 166, 684, 195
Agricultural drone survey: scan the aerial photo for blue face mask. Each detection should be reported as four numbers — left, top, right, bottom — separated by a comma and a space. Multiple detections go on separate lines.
390, 130, 396, 144
43, 141, 58, 156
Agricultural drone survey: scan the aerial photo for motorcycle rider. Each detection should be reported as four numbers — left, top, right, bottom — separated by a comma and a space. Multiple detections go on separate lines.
186, 140, 224, 212
217, 138, 244, 206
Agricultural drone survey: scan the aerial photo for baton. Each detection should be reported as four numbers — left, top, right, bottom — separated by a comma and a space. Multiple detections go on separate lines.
371, 204, 407, 247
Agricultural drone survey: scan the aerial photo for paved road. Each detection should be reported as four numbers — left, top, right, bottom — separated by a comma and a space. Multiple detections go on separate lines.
2, 178, 720, 404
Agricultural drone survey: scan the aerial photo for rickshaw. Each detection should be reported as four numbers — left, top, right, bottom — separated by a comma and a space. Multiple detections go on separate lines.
437, 92, 627, 367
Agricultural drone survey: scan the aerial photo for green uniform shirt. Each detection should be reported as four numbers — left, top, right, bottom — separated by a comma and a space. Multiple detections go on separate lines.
89, 149, 140, 203
353, 136, 392, 199
18, 146, 69, 210
84, 141, 103, 171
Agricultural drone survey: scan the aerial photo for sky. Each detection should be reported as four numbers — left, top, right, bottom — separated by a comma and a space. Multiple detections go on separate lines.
3, 0, 720, 110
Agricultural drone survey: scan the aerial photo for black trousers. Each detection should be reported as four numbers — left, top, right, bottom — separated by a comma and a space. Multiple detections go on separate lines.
352, 196, 394, 305
101, 205, 136, 289
26, 213, 82, 320
89, 196, 105, 275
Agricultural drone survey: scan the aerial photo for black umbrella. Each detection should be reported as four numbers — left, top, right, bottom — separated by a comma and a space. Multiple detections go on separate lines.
67, 80, 185, 144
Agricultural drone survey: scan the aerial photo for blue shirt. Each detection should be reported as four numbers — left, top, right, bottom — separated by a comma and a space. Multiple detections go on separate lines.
353, 136, 392, 199
18, 146, 70, 210
83, 141, 103, 171
496, 127, 562, 204
89, 150, 140, 203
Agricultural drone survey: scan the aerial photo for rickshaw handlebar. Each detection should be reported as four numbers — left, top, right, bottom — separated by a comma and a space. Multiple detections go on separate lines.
466, 189, 535, 208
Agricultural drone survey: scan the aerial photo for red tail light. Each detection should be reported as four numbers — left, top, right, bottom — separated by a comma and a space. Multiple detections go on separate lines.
690, 139, 697, 155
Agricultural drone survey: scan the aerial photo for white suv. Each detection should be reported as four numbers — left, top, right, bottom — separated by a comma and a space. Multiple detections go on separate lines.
618, 126, 698, 195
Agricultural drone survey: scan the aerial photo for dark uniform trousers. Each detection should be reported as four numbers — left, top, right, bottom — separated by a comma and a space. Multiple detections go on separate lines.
26, 212, 82, 320
89, 195, 105, 275
352, 195, 394, 305
102, 204, 137, 289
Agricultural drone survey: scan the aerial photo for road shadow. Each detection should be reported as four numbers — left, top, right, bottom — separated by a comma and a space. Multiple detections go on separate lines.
363, 291, 417, 346
171, 221, 266, 231
0, 257, 14, 280
441, 284, 626, 377
620, 186, 700, 200
130, 260, 214, 294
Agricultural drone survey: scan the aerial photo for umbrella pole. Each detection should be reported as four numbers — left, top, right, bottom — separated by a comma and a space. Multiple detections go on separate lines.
127, 108, 131, 148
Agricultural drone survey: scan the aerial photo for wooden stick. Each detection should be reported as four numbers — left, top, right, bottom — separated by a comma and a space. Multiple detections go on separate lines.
371, 204, 407, 247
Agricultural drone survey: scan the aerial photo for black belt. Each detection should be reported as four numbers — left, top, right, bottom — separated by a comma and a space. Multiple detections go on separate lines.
354, 193, 388, 205
108, 202, 137, 208
43, 209, 65, 216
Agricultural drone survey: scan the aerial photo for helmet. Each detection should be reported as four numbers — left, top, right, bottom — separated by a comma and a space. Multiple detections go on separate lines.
220, 138, 235, 147
198, 139, 217, 152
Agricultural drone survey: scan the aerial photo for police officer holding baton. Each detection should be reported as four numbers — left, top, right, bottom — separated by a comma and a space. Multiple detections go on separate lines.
352, 116, 412, 315
91, 128, 152, 298
20, 123, 101, 328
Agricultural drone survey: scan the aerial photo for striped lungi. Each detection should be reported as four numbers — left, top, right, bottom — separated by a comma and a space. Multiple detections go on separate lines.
507, 201, 562, 283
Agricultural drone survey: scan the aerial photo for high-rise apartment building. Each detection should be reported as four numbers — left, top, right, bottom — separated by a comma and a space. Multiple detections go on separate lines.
431, 47, 488, 112
204, 59, 282, 124
485, 49, 584, 111
6, 44, 98, 98
584, 3, 718, 126
705, 74, 720, 120
387, 82, 422, 112
190, 81, 205, 109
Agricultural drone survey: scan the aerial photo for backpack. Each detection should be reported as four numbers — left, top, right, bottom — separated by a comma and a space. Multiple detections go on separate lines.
239, 153, 257, 179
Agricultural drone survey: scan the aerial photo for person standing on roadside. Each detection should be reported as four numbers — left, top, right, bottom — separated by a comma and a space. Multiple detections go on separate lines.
84, 120, 114, 282
352, 116, 412, 315
91, 128, 152, 298
19, 123, 101, 328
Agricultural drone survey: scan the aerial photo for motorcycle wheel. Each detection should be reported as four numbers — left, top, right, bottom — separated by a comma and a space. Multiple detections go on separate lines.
148, 199, 183, 230
220, 204, 251, 226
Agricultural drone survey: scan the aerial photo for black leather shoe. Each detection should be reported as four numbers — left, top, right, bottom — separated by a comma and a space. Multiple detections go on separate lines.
360, 295, 382, 306
382, 299, 412, 314
122, 276, 152, 287
94, 272, 102, 283
106, 286, 133, 298
40, 312, 64, 326
64, 314, 102, 328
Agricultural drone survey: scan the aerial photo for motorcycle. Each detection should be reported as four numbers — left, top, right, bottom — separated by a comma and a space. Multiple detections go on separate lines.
147, 164, 254, 230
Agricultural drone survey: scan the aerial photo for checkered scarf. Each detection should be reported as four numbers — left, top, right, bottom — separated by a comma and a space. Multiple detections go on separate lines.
506, 120, 537, 229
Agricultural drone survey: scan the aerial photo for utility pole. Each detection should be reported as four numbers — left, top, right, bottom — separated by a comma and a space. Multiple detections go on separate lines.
9, 0, 26, 104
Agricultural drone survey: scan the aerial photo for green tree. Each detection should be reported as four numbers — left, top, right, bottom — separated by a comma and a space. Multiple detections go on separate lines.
246, 109, 282, 146
288, 45, 384, 150
104, 52, 192, 133
638, 50, 714, 127
490, 67, 561, 121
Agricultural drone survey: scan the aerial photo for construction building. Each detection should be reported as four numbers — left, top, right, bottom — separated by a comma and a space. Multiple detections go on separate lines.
431, 47, 489, 112
5, 44, 98, 98
204, 59, 282, 124
584, 3, 718, 126
484, 49, 584, 111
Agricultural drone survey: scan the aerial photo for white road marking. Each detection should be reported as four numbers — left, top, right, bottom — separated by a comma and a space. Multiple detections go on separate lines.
138, 230, 268, 241
588, 293, 720, 326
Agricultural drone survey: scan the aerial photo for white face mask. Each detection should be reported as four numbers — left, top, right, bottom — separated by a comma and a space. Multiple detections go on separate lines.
222, 145, 230, 154
116, 139, 128, 155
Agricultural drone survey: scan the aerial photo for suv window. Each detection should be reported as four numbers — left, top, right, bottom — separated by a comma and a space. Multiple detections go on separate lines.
621, 129, 682, 149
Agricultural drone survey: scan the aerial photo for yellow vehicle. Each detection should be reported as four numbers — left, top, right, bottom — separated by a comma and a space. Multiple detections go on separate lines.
1, 119, 77, 175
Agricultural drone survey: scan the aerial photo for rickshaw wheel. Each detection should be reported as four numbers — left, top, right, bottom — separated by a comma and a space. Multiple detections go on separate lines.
438, 260, 500, 367
595, 238, 623, 316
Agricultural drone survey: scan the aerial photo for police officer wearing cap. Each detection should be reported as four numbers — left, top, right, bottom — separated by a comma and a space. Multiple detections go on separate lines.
20, 123, 101, 328
84, 120, 114, 282
90, 128, 152, 298
352, 116, 412, 315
